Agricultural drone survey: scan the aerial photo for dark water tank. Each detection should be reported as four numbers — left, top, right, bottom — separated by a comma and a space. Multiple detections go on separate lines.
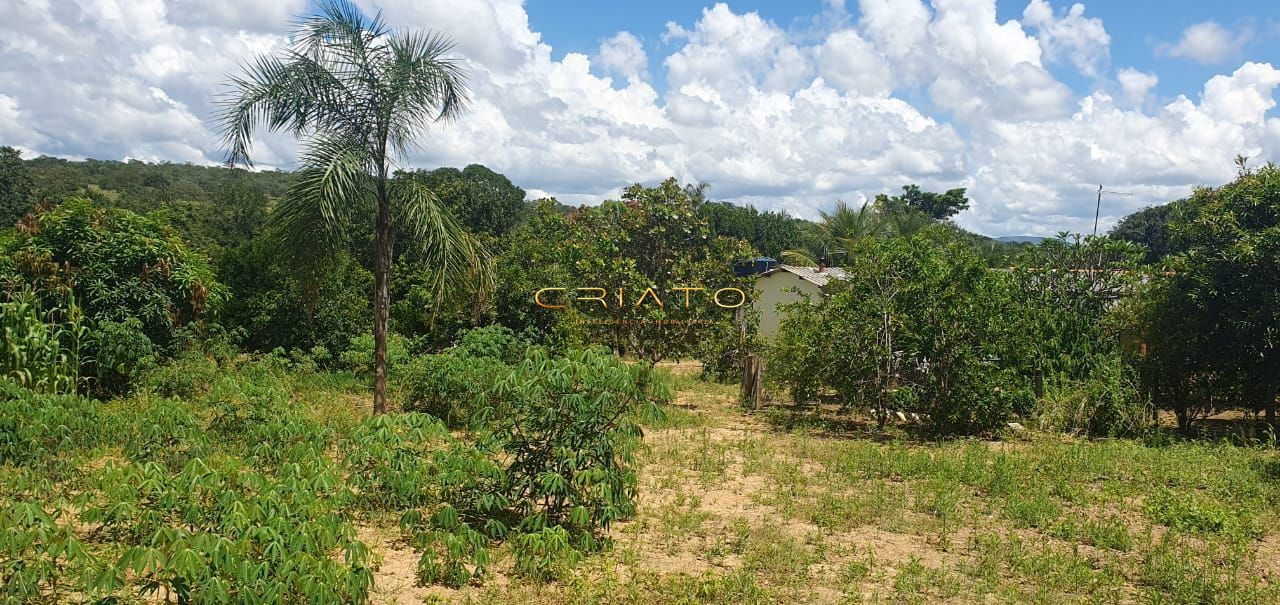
733, 257, 778, 277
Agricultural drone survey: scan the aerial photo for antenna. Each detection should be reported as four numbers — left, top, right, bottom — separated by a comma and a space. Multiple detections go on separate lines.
1093, 185, 1132, 237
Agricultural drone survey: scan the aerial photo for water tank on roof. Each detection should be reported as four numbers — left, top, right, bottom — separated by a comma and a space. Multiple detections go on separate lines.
733, 257, 778, 277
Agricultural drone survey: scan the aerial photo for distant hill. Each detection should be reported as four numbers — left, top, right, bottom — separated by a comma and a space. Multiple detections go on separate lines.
995, 235, 1046, 244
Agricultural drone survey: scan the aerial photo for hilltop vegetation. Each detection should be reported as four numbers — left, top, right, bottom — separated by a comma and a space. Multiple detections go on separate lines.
2, 34, 1280, 601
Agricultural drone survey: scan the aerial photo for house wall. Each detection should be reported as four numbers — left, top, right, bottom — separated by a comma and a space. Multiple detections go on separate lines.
754, 272, 822, 340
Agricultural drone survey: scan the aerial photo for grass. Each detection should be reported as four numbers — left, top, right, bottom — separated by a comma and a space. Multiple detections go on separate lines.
7, 358, 1279, 604
443, 362, 1280, 605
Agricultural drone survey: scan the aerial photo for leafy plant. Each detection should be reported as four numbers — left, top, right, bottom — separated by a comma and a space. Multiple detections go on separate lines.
0, 289, 87, 395
403, 352, 509, 427
89, 317, 156, 395
487, 347, 670, 551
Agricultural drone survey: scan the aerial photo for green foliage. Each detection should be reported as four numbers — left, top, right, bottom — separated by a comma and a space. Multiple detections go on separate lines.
403, 352, 510, 427
89, 317, 156, 395
123, 399, 210, 471
0, 383, 105, 467
401, 164, 527, 236
453, 324, 530, 364
342, 413, 457, 511
3, 198, 225, 350
771, 232, 1031, 434
875, 184, 971, 220
698, 200, 805, 258
0, 146, 35, 227
1125, 161, 1280, 430
0, 501, 90, 601
81, 456, 372, 604
488, 347, 671, 550
1143, 490, 1260, 539
338, 332, 412, 378
1036, 355, 1154, 437
219, 0, 487, 414
142, 351, 221, 400
220, 240, 371, 357
1108, 200, 1192, 264
0, 289, 87, 395
512, 526, 583, 581
1005, 234, 1144, 383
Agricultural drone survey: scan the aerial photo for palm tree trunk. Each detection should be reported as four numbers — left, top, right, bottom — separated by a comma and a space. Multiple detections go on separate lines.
373, 187, 391, 415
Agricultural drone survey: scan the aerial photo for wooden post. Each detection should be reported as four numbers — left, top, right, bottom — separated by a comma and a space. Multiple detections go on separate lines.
740, 354, 764, 410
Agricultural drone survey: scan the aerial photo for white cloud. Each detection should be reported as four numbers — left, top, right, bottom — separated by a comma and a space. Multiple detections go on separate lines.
1116, 68, 1158, 107
594, 31, 649, 83
1158, 21, 1252, 65
1021, 0, 1110, 77
0, 0, 1277, 237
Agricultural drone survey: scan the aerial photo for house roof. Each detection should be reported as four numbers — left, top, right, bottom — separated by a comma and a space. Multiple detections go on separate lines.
759, 264, 851, 287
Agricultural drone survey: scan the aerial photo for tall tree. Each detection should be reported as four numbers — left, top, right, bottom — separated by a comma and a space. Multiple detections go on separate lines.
1108, 200, 1191, 264
403, 164, 526, 235
876, 184, 970, 220
0, 146, 35, 227
219, 0, 487, 413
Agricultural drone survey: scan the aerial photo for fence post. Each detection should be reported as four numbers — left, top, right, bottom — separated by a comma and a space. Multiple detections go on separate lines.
741, 354, 763, 410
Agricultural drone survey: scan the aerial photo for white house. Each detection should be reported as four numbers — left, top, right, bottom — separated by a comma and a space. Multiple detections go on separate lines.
752, 264, 850, 340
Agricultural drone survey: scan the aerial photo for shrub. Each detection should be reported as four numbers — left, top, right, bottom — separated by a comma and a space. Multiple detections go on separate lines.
0, 501, 90, 601
81, 456, 372, 603
0, 383, 105, 467
338, 331, 411, 377
89, 317, 156, 395
142, 351, 220, 399
1036, 355, 1154, 437
452, 324, 530, 364
342, 413, 456, 511
2, 198, 225, 350
487, 347, 670, 552
123, 400, 210, 471
512, 526, 583, 581
403, 353, 510, 427
928, 366, 1035, 435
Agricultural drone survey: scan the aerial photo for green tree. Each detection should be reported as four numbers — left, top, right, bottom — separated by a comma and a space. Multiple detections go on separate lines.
782, 200, 882, 265
698, 200, 804, 258
0, 146, 35, 227
1164, 160, 1280, 426
875, 184, 970, 220
1109, 200, 1191, 264
404, 164, 527, 235
219, 0, 487, 413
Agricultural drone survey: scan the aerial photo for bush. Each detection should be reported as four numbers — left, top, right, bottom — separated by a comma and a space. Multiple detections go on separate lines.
81, 456, 372, 603
0, 383, 105, 467
403, 352, 510, 427
452, 324, 529, 364
512, 526, 583, 581
89, 317, 156, 395
338, 332, 411, 377
142, 351, 220, 399
1036, 356, 1154, 437
927, 366, 1035, 435
487, 347, 670, 552
2, 198, 225, 349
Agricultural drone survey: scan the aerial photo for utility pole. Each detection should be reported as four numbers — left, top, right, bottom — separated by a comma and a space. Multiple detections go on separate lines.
1093, 185, 1132, 237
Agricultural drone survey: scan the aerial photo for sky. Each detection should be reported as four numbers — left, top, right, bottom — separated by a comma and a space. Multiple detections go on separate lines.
1, 1, 1278, 237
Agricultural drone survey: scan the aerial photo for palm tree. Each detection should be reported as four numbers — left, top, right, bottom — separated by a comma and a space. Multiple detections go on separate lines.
219, 0, 487, 414
781, 200, 883, 265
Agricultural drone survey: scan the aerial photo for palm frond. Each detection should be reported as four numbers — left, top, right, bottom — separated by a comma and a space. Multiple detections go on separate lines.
272, 135, 374, 263
383, 30, 469, 158
390, 177, 493, 301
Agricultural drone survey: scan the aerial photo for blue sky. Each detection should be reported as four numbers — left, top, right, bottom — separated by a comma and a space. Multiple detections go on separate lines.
2, 0, 1279, 236
526, 0, 1280, 107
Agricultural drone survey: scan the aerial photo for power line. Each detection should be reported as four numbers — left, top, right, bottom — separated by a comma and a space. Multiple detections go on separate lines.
1093, 185, 1132, 237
